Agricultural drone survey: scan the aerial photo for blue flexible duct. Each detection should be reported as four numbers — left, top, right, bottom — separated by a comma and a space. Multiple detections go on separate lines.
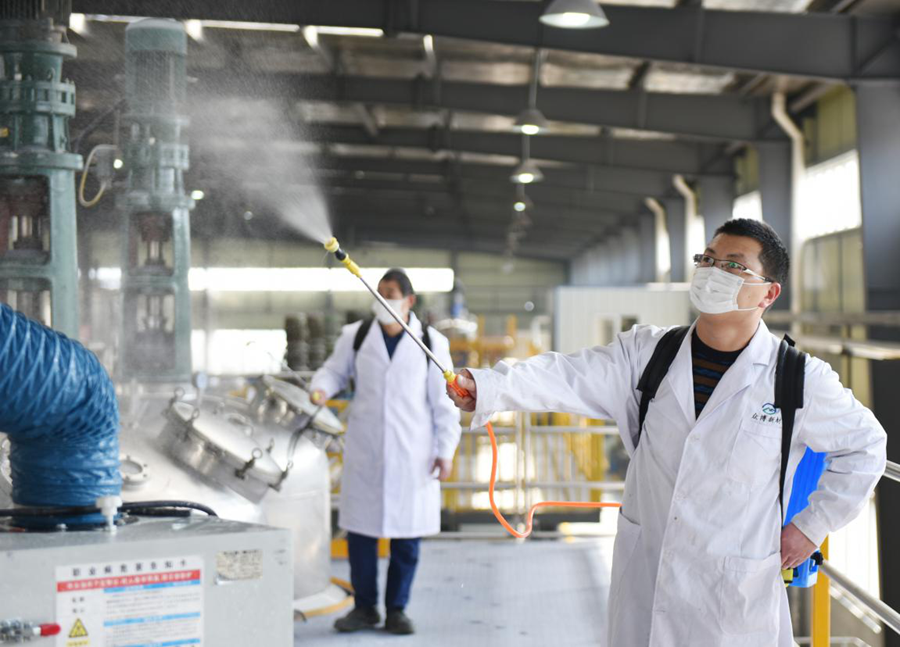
0, 303, 121, 524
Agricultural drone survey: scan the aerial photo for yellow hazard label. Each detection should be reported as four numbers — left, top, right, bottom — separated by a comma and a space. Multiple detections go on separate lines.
69, 618, 89, 638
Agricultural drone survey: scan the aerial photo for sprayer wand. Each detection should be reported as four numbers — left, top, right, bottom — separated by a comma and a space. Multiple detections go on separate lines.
323, 238, 468, 396
323, 237, 619, 538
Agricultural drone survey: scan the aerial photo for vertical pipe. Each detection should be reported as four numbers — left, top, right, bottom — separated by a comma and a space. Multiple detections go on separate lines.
673, 175, 700, 283
645, 198, 670, 282
811, 537, 830, 647
771, 92, 804, 325
664, 197, 687, 283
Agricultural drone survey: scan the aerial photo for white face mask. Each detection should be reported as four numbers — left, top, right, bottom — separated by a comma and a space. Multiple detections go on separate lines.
372, 298, 407, 325
690, 267, 763, 314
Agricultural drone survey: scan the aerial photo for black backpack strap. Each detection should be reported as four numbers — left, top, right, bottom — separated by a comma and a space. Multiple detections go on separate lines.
353, 318, 374, 353
422, 325, 433, 365
636, 326, 691, 444
775, 334, 806, 520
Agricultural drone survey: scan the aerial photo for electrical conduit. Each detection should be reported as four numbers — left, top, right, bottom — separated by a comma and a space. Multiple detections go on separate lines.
0, 303, 121, 526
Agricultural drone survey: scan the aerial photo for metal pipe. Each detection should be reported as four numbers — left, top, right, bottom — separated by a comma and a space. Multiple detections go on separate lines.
820, 560, 900, 635
672, 175, 698, 283
645, 197, 670, 283
772, 91, 805, 330
885, 460, 900, 484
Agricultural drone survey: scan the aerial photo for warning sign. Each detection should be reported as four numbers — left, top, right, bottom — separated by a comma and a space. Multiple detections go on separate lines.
55, 556, 203, 647
68, 619, 89, 638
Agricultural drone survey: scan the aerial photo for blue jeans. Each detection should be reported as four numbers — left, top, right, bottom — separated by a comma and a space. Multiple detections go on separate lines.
347, 532, 421, 612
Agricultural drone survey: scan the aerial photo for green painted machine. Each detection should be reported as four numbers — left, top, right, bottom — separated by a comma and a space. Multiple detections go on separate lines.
118, 18, 194, 382
0, 0, 80, 337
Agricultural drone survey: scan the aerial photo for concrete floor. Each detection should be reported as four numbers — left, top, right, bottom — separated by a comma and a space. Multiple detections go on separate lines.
293, 537, 614, 647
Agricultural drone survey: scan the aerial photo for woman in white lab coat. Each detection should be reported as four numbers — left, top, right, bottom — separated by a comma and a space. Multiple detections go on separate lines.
311, 268, 461, 636
448, 219, 886, 646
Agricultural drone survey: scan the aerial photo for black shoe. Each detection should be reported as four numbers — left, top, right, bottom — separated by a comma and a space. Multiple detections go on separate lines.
385, 609, 415, 635
334, 607, 381, 633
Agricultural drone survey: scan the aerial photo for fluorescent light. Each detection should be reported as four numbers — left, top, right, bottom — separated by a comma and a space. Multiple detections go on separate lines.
191, 190, 205, 200
540, 0, 609, 29
511, 161, 544, 185
185, 19, 204, 41
423, 35, 435, 55
69, 13, 88, 34
200, 20, 301, 32
113, 158, 123, 170
515, 107, 548, 135
93, 267, 454, 293
312, 26, 384, 38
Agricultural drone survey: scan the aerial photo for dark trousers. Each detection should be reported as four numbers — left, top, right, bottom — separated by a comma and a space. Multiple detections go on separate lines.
347, 531, 421, 611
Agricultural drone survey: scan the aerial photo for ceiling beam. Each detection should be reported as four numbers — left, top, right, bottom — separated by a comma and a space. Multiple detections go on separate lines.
197, 162, 653, 214
273, 124, 733, 176
321, 184, 638, 223
70, 0, 900, 81
69, 64, 777, 143
188, 147, 707, 199
73, 107, 733, 175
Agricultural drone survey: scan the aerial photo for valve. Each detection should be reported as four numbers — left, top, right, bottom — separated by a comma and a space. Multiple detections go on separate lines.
0, 619, 61, 642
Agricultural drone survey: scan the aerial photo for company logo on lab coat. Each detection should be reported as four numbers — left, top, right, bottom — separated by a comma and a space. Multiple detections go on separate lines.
752, 403, 781, 424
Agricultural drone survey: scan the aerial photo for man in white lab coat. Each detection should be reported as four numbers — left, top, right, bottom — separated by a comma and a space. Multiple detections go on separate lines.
311, 269, 461, 636
447, 219, 886, 646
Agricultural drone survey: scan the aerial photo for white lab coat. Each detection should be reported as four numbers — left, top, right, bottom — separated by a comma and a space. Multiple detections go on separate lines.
311, 313, 461, 539
469, 321, 886, 647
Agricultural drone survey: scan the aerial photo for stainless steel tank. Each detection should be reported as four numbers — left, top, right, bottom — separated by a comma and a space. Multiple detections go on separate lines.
160, 381, 341, 602
244, 376, 344, 602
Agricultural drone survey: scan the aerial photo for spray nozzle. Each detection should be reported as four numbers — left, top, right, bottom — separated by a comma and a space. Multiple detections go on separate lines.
323, 237, 360, 277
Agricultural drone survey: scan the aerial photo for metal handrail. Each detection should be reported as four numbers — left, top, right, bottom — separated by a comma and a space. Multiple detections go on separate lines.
884, 460, 900, 484
820, 560, 900, 635
765, 311, 900, 327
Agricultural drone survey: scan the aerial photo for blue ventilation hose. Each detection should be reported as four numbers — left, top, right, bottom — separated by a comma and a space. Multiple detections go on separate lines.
0, 303, 121, 525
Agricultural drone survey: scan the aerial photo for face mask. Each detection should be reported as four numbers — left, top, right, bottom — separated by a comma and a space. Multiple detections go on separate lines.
690, 267, 763, 314
372, 298, 407, 325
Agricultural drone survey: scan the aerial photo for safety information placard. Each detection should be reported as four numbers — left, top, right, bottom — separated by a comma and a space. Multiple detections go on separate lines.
55, 555, 204, 647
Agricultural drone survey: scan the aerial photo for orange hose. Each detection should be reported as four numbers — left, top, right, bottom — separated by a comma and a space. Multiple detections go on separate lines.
484, 421, 620, 539
448, 376, 621, 539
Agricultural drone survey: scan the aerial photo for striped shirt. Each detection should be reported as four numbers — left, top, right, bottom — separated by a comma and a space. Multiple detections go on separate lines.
692, 332, 744, 417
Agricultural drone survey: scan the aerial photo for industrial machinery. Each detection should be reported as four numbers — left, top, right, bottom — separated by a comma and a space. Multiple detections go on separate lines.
0, 517, 294, 646
117, 18, 194, 383
0, 301, 294, 644
0, 0, 81, 336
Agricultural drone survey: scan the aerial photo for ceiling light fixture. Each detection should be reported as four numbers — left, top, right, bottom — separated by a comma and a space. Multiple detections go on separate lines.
515, 107, 548, 136
514, 49, 549, 136
511, 136, 543, 185
540, 0, 610, 29
313, 26, 384, 38
191, 190, 205, 200
511, 161, 543, 185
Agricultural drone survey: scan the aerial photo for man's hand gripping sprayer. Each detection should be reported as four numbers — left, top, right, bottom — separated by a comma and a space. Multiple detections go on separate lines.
322, 238, 620, 538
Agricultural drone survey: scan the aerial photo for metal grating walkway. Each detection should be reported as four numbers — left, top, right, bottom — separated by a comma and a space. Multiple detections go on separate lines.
294, 537, 614, 646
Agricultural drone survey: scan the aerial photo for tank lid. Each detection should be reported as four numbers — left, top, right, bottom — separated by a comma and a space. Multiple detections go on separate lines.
125, 18, 187, 55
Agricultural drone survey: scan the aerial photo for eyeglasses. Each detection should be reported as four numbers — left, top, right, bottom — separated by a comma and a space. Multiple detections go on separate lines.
692, 254, 773, 283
